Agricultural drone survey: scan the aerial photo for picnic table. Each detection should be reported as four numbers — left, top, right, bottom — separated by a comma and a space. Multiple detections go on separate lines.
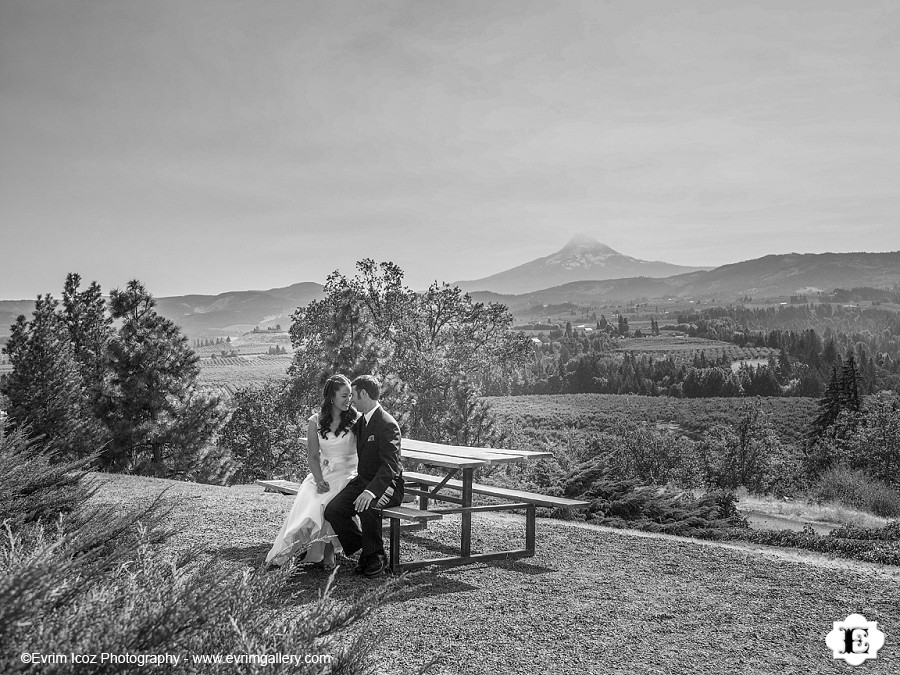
258, 437, 589, 573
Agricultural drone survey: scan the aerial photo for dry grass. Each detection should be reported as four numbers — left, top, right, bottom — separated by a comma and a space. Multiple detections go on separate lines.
738, 491, 892, 531
87, 473, 900, 675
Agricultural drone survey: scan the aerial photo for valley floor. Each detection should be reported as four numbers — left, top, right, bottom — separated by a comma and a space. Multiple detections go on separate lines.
88, 474, 899, 675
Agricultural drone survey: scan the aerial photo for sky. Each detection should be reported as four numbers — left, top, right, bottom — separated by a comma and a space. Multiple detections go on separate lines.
1, 0, 898, 299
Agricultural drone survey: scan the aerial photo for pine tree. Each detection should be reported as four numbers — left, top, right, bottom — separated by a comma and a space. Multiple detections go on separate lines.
101, 281, 222, 474
61, 273, 113, 410
1, 295, 100, 458
839, 350, 861, 413
807, 366, 843, 441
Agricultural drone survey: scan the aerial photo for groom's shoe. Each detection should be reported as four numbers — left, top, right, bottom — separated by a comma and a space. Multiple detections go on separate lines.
363, 553, 387, 578
353, 554, 368, 575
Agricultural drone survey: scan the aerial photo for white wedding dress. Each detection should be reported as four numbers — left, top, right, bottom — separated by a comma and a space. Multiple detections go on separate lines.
266, 419, 358, 566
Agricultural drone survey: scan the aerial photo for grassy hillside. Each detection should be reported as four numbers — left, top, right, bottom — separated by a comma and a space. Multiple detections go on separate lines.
89, 473, 900, 675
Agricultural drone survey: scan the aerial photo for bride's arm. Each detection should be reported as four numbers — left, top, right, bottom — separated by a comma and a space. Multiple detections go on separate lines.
306, 418, 329, 492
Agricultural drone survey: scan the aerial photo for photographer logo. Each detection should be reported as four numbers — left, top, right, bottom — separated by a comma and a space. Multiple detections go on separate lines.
825, 614, 885, 666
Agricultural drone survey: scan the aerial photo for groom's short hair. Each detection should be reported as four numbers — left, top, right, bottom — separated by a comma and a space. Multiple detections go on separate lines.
352, 375, 380, 401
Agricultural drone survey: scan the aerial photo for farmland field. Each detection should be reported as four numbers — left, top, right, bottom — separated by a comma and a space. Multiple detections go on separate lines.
197, 353, 293, 399
192, 330, 293, 357
614, 336, 779, 365
486, 393, 817, 444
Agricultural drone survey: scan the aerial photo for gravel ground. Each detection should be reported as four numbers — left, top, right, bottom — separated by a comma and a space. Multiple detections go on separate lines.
89, 473, 900, 675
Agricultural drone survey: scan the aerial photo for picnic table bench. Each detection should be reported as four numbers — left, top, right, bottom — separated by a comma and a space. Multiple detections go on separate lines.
258, 437, 589, 573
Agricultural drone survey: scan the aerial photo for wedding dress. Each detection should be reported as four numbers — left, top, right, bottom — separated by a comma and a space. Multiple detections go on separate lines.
265, 419, 358, 566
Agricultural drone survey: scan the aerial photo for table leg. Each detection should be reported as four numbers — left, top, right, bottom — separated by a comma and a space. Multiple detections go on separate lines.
389, 517, 401, 573
461, 468, 473, 557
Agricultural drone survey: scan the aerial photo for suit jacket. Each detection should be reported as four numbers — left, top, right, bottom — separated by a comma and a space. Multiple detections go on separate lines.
355, 405, 404, 501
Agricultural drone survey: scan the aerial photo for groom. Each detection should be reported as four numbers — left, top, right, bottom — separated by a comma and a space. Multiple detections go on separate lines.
324, 375, 404, 578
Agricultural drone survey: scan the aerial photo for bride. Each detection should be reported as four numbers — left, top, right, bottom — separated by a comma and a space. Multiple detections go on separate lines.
266, 374, 359, 569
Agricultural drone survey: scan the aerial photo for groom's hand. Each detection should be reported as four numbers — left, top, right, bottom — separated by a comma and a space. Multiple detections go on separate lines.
354, 490, 376, 512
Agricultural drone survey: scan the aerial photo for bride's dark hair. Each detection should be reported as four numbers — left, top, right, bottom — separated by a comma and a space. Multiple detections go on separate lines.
318, 374, 356, 438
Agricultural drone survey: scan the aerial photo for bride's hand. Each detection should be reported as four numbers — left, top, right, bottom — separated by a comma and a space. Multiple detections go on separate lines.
316, 479, 330, 494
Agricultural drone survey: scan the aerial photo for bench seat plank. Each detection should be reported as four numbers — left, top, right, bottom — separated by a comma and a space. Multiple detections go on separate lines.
404, 471, 590, 509
380, 505, 443, 521
256, 479, 301, 495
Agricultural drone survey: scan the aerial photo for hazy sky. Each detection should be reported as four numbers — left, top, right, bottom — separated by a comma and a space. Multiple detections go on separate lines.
1, 0, 898, 299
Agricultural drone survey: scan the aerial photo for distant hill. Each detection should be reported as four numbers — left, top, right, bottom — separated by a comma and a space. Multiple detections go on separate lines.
480, 251, 900, 310
154, 282, 324, 337
673, 252, 900, 299
3, 250, 898, 342
453, 233, 710, 295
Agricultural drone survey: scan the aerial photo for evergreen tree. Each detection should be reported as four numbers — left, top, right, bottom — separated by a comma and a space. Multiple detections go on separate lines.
61, 273, 113, 410
1, 295, 100, 458
807, 366, 843, 441
839, 350, 861, 413
101, 281, 223, 475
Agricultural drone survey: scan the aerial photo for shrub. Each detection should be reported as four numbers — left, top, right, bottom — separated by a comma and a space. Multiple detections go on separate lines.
559, 457, 747, 536
1, 427, 394, 674
814, 465, 900, 518
0, 426, 96, 529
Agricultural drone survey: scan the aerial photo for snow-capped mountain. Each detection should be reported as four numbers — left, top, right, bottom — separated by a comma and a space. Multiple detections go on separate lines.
453, 233, 709, 295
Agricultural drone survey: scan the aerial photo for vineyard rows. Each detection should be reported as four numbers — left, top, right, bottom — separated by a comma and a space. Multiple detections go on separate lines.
197, 355, 293, 400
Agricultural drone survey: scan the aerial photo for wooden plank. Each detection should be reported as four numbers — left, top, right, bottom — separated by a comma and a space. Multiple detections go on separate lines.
403, 471, 591, 509
380, 505, 443, 522
401, 449, 486, 469
299, 435, 550, 460
256, 479, 301, 495
470, 447, 553, 459
402, 439, 525, 465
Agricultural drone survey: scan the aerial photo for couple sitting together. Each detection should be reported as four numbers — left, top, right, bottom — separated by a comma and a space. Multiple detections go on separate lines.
266, 374, 404, 578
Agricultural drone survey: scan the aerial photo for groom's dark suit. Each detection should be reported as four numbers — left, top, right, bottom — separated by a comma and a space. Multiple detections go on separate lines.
324, 405, 404, 565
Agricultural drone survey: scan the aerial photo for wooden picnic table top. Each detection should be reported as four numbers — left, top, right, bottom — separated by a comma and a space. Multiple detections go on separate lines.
401, 439, 532, 465
298, 435, 551, 469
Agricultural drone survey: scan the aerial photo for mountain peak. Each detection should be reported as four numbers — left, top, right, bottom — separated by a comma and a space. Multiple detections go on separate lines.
561, 233, 618, 255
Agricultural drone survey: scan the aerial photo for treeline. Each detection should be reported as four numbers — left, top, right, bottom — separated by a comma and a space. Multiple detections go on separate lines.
194, 336, 231, 347
485, 302, 900, 398
682, 303, 900, 394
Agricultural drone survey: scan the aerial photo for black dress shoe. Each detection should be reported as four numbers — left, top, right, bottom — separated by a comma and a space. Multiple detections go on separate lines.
353, 554, 368, 575
363, 554, 387, 578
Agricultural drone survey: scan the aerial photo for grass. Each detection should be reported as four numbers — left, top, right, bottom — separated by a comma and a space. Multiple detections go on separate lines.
738, 491, 892, 530
82, 473, 900, 675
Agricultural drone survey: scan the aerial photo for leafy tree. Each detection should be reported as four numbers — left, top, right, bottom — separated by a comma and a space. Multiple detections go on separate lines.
218, 381, 306, 482
699, 401, 786, 493
100, 281, 223, 476
289, 259, 530, 440
1, 295, 102, 459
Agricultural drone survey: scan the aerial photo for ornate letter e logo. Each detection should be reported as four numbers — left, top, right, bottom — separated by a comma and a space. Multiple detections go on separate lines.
826, 614, 885, 666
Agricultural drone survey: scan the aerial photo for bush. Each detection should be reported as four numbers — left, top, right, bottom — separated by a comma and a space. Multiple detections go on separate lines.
814, 465, 900, 518
718, 522, 900, 566
0, 426, 97, 529
559, 457, 747, 537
